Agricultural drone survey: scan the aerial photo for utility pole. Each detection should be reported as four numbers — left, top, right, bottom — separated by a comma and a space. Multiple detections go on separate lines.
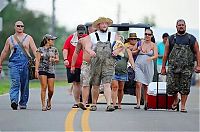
0, 0, 9, 32
51, 0, 56, 35
116, 3, 121, 24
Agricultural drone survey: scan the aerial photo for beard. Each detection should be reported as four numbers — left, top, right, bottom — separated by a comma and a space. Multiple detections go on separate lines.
100, 28, 107, 33
178, 30, 186, 34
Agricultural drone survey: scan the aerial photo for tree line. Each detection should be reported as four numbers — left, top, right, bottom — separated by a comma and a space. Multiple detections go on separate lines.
0, 0, 72, 60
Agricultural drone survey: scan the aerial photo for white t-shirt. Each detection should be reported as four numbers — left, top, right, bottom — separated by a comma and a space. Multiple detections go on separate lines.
89, 30, 116, 50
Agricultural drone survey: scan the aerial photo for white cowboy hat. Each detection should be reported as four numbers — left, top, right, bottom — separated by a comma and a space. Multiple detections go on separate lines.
92, 17, 113, 28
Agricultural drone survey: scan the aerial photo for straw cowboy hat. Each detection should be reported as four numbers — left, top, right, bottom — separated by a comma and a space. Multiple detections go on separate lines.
128, 33, 138, 40
92, 17, 113, 28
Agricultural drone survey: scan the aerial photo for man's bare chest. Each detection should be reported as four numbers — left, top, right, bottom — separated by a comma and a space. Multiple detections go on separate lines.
10, 36, 30, 49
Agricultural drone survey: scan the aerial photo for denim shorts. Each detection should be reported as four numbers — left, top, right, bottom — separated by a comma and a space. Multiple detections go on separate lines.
112, 73, 128, 81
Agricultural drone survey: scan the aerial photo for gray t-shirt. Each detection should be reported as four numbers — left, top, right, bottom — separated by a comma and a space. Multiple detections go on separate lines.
37, 46, 59, 74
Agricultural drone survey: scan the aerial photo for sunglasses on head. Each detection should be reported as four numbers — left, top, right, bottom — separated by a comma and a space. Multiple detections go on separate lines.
16, 25, 24, 28
130, 38, 137, 40
145, 33, 152, 36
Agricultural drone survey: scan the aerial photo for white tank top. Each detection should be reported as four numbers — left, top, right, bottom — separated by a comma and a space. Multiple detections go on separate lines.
89, 30, 116, 50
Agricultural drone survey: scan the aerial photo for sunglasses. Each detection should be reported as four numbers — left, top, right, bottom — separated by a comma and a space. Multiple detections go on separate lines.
16, 25, 24, 28
129, 38, 137, 40
145, 33, 152, 36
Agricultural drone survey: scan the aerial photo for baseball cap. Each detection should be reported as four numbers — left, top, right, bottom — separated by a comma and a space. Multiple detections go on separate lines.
76, 24, 86, 34
44, 34, 57, 40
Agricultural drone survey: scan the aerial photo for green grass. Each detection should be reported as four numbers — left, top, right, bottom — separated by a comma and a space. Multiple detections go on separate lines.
0, 79, 70, 95
0, 79, 10, 95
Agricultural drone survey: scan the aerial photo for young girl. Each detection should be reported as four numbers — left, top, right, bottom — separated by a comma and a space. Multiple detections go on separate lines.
35, 34, 59, 111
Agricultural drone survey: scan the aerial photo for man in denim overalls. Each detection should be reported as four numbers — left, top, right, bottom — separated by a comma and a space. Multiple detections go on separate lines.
161, 19, 200, 113
0, 21, 37, 110
84, 17, 123, 111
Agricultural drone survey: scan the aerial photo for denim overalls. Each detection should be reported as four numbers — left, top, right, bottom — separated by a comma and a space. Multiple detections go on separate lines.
8, 35, 29, 107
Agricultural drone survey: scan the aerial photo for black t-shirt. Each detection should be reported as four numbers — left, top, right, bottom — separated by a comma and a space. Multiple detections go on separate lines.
169, 33, 196, 52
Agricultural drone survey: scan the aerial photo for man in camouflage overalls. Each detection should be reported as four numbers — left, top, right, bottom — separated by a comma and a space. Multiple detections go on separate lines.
161, 19, 200, 113
84, 17, 122, 111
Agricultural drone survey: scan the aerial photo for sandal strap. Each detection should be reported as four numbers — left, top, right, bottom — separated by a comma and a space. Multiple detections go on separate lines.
72, 104, 79, 108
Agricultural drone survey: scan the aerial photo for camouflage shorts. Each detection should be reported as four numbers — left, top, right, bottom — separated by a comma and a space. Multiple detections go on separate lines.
80, 61, 91, 87
166, 66, 193, 95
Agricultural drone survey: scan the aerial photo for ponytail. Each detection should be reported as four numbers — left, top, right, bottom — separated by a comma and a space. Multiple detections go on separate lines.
40, 38, 47, 47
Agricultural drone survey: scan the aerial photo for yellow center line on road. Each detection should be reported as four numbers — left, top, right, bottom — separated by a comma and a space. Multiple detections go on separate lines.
65, 108, 78, 132
65, 94, 105, 132
81, 94, 105, 132
81, 109, 91, 131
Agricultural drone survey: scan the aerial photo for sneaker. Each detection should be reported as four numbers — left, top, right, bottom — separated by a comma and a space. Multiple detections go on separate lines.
106, 105, 115, 112
19, 105, 27, 109
90, 105, 97, 111
11, 102, 18, 110
78, 102, 87, 110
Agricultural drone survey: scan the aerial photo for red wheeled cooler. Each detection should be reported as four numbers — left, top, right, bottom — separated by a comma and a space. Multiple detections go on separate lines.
147, 74, 175, 110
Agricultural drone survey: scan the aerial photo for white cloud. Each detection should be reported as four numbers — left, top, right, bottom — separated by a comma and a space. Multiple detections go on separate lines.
25, 0, 199, 30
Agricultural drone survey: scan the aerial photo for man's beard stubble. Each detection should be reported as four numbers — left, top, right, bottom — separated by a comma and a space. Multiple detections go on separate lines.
178, 30, 186, 35
100, 28, 108, 33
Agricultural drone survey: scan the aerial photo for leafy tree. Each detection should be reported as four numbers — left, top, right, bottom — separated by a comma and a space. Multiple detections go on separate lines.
142, 15, 156, 27
0, 0, 71, 59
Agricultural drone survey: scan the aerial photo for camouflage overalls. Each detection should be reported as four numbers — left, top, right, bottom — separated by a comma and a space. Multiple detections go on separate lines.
90, 32, 115, 86
167, 35, 195, 95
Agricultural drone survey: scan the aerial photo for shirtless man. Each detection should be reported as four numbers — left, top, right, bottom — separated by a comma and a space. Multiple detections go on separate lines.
0, 21, 37, 110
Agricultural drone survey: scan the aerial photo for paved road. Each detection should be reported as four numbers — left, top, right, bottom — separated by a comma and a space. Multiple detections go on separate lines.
0, 86, 199, 131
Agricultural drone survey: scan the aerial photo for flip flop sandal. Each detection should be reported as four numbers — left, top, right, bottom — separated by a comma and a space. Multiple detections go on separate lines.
90, 105, 97, 111
78, 102, 87, 110
134, 106, 141, 109
72, 104, 79, 108
46, 99, 51, 110
171, 99, 181, 110
114, 106, 118, 109
180, 109, 187, 113
42, 107, 47, 111
106, 105, 115, 112
144, 104, 148, 110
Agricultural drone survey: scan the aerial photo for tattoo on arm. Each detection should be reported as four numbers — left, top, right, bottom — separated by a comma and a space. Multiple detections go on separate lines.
75, 43, 82, 54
